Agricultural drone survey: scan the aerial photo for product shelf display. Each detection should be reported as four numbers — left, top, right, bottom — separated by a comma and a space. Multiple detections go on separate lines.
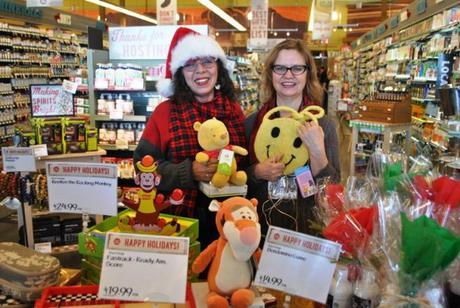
0, 21, 88, 151
332, 3, 460, 174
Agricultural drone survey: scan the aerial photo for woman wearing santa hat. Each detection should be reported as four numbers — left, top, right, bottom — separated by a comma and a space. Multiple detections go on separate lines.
134, 27, 246, 249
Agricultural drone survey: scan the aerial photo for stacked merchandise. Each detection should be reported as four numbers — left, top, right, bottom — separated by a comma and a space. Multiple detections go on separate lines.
316, 153, 460, 307
0, 22, 86, 149
229, 56, 260, 116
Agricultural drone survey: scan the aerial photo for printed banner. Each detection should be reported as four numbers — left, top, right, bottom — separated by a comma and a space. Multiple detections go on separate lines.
26, 0, 62, 7
30, 84, 73, 117
109, 25, 208, 60
311, 0, 332, 41
249, 0, 268, 49
156, 0, 177, 25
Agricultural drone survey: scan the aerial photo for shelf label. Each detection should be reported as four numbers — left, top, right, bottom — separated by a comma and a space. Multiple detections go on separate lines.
254, 226, 341, 304
34, 242, 52, 254
99, 232, 189, 303
46, 162, 117, 216
62, 79, 78, 94
2, 147, 36, 172
30, 144, 48, 157
109, 110, 123, 120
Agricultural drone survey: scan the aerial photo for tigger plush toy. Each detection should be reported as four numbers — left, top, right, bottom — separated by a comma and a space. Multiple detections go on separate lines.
192, 197, 261, 308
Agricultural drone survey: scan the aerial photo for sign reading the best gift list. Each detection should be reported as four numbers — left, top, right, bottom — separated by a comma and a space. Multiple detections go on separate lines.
254, 226, 341, 303
46, 162, 117, 216
99, 232, 189, 303
30, 84, 73, 117
109, 25, 208, 60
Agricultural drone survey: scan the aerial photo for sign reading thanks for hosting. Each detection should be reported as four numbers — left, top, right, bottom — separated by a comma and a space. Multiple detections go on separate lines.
109, 25, 208, 60
254, 226, 341, 303
30, 84, 73, 117
46, 162, 117, 216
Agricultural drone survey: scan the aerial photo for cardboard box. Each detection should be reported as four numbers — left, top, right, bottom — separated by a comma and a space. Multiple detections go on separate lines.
78, 210, 199, 259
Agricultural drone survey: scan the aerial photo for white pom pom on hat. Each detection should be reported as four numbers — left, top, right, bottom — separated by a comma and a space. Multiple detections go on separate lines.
156, 27, 227, 98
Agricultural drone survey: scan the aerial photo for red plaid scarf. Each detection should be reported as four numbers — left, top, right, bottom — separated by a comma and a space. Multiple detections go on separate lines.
169, 91, 246, 215
248, 97, 318, 164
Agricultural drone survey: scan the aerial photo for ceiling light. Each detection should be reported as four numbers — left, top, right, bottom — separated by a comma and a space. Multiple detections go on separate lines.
216, 32, 219, 36
286, 32, 290, 37
274, 32, 278, 36
247, 11, 253, 21
85, 0, 157, 24
333, 28, 337, 32
197, 0, 246, 31
331, 11, 339, 21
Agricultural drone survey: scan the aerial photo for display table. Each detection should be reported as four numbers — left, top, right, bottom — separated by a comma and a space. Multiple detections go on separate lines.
20, 149, 107, 249
349, 120, 411, 176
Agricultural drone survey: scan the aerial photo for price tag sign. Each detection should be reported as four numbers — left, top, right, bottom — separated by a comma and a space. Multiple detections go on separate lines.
46, 162, 117, 216
34, 242, 52, 254
254, 226, 341, 303
62, 79, 78, 94
2, 147, 36, 172
99, 232, 189, 303
30, 144, 48, 157
109, 110, 123, 120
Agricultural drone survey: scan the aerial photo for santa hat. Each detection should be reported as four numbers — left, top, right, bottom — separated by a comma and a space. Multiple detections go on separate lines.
157, 27, 227, 97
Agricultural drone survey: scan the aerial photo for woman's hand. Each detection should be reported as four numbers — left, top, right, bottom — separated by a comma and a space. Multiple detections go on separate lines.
254, 154, 285, 182
298, 121, 328, 175
193, 158, 218, 182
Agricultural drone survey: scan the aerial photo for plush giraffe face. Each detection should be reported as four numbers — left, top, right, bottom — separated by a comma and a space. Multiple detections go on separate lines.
209, 197, 260, 261
253, 106, 324, 175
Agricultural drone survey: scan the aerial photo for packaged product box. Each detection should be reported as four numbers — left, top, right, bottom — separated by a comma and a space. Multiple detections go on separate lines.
78, 209, 199, 259
32, 118, 64, 155
62, 117, 87, 153
0, 242, 60, 302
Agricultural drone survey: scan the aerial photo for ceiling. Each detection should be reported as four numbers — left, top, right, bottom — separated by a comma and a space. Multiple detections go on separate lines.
58, 0, 412, 49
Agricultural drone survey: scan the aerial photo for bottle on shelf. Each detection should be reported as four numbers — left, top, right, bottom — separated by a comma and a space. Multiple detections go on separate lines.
327, 265, 353, 308
351, 268, 380, 308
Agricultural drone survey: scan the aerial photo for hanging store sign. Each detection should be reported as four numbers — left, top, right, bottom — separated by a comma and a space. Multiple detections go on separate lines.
30, 84, 74, 117
109, 25, 208, 60
0, 0, 42, 18
26, 0, 62, 8
156, 0, 177, 25
46, 162, 118, 216
56, 13, 71, 25
99, 232, 189, 303
254, 226, 341, 304
311, 0, 332, 41
249, 0, 268, 49
437, 53, 454, 88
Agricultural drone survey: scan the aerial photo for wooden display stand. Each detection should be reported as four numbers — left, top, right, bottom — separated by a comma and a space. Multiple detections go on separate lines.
349, 120, 411, 176
20, 149, 107, 249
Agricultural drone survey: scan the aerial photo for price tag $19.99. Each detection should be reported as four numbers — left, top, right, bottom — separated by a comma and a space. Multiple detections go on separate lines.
102, 286, 138, 299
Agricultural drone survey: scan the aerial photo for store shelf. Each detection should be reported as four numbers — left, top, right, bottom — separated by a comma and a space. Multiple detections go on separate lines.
411, 97, 439, 102
99, 144, 137, 151
93, 115, 146, 122
0, 91, 13, 95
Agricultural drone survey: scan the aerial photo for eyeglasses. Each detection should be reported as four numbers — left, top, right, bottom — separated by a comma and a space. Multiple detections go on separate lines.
183, 57, 217, 72
272, 64, 309, 76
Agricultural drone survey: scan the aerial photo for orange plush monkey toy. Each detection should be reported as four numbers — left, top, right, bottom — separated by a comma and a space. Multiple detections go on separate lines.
192, 197, 261, 308
123, 155, 184, 232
